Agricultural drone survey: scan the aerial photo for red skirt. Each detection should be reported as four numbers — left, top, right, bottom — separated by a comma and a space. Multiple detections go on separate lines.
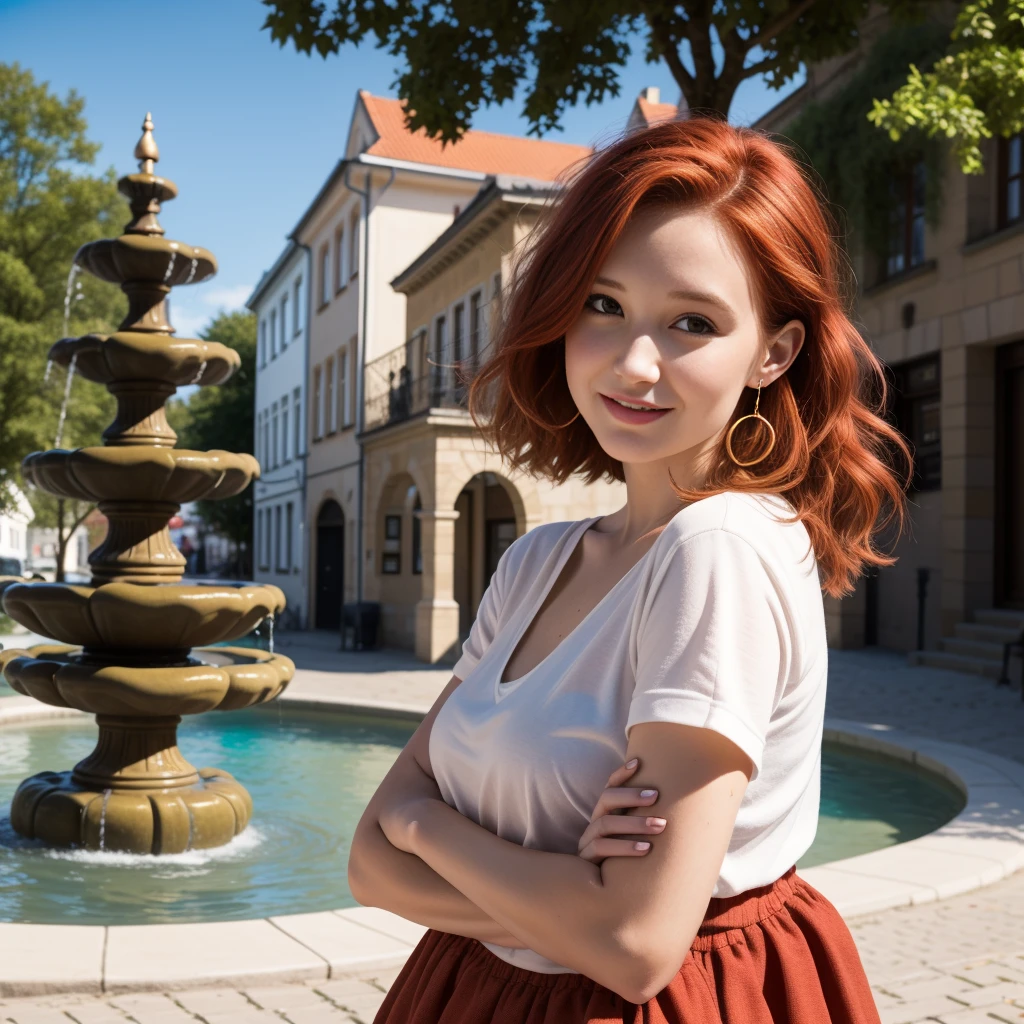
371, 865, 881, 1023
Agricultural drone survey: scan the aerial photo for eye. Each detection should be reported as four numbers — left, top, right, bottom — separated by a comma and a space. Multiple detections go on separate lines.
584, 293, 623, 317
672, 313, 717, 335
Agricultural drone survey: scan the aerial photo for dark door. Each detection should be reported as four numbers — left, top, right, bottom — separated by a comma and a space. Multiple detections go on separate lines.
485, 519, 517, 582
316, 500, 345, 630
997, 341, 1024, 608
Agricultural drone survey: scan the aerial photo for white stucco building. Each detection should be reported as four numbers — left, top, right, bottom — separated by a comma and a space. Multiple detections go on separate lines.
247, 241, 308, 628
0, 484, 33, 576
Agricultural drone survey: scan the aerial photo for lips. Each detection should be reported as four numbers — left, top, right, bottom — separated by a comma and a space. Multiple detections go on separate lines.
600, 393, 672, 425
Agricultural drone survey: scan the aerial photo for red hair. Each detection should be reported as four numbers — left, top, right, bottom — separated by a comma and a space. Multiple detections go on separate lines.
467, 116, 911, 598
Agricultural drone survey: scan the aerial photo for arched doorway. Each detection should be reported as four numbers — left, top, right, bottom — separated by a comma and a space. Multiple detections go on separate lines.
454, 472, 520, 638
315, 500, 345, 630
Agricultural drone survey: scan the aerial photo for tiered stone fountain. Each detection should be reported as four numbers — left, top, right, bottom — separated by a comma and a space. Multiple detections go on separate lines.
0, 115, 294, 854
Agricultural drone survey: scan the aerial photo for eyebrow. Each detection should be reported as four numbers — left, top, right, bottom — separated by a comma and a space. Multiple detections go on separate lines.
593, 275, 736, 319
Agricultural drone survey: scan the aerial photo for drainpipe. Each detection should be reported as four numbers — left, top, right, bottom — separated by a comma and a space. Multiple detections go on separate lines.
343, 159, 396, 647
294, 239, 313, 630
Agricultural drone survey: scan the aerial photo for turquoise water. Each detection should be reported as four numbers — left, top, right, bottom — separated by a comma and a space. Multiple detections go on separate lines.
0, 708, 965, 925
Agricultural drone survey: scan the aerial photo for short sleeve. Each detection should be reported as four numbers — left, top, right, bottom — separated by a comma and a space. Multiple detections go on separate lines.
626, 530, 784, 782
451, 542, 512, 680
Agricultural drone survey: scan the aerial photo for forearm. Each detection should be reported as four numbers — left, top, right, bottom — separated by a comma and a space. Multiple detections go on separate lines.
349, 819, 531, 948
409, 800, 639, 998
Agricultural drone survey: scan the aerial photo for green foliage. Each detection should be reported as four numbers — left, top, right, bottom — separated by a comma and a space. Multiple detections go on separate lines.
869, 0, 1024, 173
0, 62, 124, 515
781, 19, 951, 264
262, 0, 939, 136
174, 311, 257, 562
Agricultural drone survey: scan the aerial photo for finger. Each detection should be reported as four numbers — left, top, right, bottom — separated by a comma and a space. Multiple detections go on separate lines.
578, 837, 652, 864
590, 785, 659, 822
605, 759, 640, 787
578, 813, 666, 851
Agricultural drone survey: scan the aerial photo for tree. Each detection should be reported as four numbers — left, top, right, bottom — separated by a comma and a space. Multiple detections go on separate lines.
263, 0, 936, 135
174, 310, 256, 578
869, 0, 1024, 174
0, 62, 124, 519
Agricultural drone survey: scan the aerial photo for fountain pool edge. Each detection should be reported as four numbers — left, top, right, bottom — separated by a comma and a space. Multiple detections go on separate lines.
1, 694, 1023, 997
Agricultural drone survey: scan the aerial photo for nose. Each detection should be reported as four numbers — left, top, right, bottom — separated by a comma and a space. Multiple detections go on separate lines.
613, 332, 661, 386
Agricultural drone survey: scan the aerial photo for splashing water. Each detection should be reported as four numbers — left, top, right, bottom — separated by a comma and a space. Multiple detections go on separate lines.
61, 264, 81, 338
189, 359, 208, 386
184, 256, 199, 285
53, 353, 78, 448
268, 615, 275, 654
98, 788, 112, 851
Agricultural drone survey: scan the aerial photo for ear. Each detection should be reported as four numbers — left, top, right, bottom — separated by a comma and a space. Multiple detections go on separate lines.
750, 319, 804, 387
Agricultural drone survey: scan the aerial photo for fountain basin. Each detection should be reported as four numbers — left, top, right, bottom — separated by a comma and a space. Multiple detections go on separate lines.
22, 448, 258, 504
48, 332, 238, 387
1, 582, 285, 650
0, 645, 293, 714
74, 235, 216, 287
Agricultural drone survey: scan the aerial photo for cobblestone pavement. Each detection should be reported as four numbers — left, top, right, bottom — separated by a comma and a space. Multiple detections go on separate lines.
3, 644, 1024, 1023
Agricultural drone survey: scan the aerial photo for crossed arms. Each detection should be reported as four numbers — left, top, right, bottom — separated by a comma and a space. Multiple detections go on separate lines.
347, 673, 752, 1005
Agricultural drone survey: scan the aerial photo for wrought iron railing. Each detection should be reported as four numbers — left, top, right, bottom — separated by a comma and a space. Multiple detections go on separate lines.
363, 332, 478, 432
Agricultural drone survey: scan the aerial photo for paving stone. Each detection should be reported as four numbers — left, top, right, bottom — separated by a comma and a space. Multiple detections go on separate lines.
308, 982, 381, 1005
240, 987, 330, 1012
881, 971, 981, 1002
879, 995, 974, 1024
106, 993, 199, 1022
171, 990, 260, 1018
946, 981, 1024, 1009
61, 1005, 135, 1024
933, 1007, 1024, 1023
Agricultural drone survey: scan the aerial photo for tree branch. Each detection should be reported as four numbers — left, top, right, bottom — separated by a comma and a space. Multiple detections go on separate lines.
755, 0, 820, 47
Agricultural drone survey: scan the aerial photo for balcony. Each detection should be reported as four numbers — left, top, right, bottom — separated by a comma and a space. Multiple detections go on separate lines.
363, 333, 478, 433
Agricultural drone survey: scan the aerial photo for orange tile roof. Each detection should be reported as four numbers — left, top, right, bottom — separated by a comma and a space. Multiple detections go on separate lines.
359, 91, 592, 182
636, 97, 679, 125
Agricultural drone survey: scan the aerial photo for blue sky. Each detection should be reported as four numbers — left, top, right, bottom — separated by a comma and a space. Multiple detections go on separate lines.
2, 0, 805, 338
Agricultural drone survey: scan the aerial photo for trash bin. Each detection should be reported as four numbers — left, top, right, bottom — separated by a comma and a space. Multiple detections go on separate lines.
341, 601, 381, 651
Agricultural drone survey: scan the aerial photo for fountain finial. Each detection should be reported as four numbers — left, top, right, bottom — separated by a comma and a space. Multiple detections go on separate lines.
134, 112, 160, 174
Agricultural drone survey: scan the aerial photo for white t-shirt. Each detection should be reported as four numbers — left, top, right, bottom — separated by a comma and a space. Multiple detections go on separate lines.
429, 490, 827, 974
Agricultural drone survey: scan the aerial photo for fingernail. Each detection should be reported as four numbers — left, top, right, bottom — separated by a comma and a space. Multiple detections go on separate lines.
640, 789, 657, 798
634, 841, 651, 850
647, 817, 666, 827
625, 758, 638, 769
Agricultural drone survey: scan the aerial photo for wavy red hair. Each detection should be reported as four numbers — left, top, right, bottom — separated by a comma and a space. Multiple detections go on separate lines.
466, 116, 911, 599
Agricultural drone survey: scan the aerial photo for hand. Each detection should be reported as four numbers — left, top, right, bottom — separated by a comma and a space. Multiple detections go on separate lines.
577, 758, 665, 865
378, 759, 445, 855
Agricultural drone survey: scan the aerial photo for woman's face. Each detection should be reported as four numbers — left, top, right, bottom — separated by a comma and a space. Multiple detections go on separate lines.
564, 204, 803, 477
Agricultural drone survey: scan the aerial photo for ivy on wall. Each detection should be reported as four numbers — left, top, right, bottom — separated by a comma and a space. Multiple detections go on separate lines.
778, 20, 954, 269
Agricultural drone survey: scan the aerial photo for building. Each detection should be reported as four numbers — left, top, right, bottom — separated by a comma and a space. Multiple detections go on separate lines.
288, 90, 591, 636
365, 177, 626, 660
0, 484, 33, 576
755, 14, 1024, 674
247, 241, 308, 628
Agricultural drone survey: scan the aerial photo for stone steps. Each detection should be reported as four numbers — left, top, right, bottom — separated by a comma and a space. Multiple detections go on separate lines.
908, 607, 1024, 683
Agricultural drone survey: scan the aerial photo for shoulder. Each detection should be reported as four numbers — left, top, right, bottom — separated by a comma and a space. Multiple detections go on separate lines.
496, 518, 586, 582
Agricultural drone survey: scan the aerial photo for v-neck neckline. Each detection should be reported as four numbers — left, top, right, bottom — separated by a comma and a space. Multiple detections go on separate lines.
493, 515, 654, 703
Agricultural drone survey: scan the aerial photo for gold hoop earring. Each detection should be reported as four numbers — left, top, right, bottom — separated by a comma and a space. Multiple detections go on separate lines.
725, 379, 776, 467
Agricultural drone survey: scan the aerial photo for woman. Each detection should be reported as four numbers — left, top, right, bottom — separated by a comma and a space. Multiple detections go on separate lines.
348, 116, 910, 1022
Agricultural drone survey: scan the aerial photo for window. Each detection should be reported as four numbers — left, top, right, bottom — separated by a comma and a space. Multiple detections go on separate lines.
339, 345, 350, 427
271, 402, 279, 468
334, 226, 345, 292
292, 387, 302, 457
258, 508, 269, 570
999, 132, 1023, 228
888, 353, 941, 491
312, 365, 323, 440
262, 411, 270, 468
259, 320, 267, 367
274, 504, 283, 572
254, 410, 262, 464
325, 355, 336, 433
469, 291, 482, 366
433, 315, 447, 402
270, 309, 277, 359
382, 513, 401, 574
281, 403, 289, 463
319, 245, 330, 307
453, 303, 465, 366
280, 294, 289, 349
286, 502, 294, 571
348, 209, 359, 279
886, 161, 926, 279
412, 497, 422, 574
293, 277, 302, 335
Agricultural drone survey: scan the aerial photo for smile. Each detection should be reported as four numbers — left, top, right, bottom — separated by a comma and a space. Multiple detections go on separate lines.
600, 394, 673, 424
